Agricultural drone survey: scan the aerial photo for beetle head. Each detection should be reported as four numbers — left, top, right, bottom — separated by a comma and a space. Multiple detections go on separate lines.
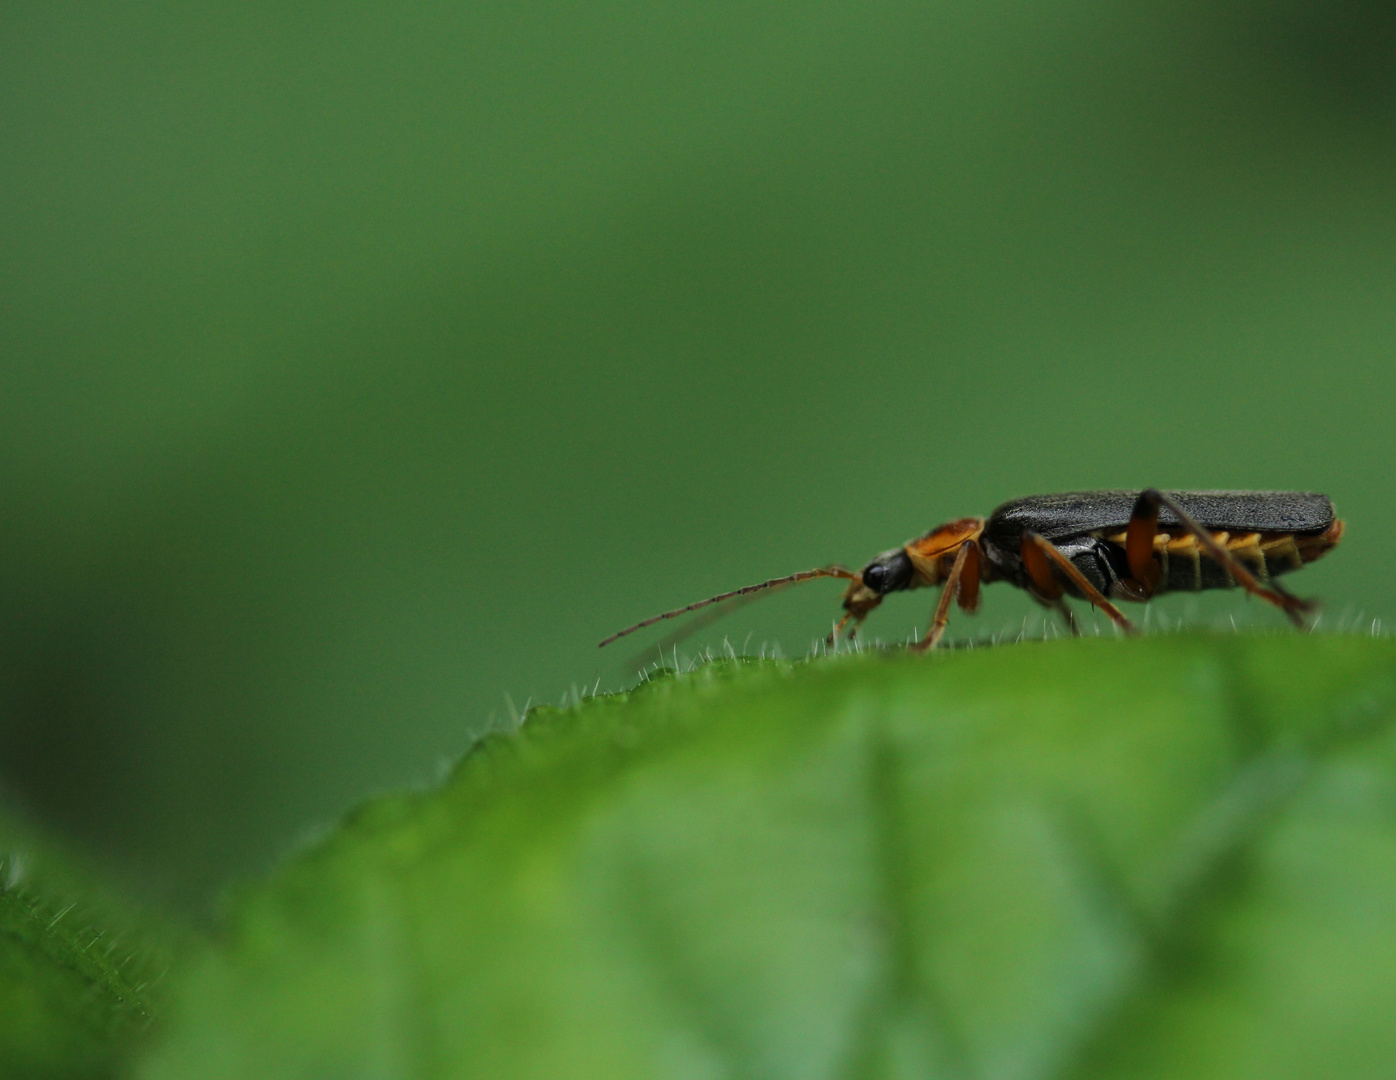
842, 547, 914, 618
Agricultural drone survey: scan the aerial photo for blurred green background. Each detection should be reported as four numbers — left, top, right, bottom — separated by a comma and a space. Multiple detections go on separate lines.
1, 0, 1393, 912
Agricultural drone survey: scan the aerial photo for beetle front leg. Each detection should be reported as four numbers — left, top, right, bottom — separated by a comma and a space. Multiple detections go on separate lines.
911, 540, 979, 652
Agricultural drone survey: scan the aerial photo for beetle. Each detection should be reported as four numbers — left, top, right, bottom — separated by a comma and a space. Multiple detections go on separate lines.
599, 489, 1345, 653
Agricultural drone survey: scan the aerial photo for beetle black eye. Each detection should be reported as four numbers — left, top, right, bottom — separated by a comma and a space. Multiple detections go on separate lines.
861, 549, 913, 594
862, 563, 888, 592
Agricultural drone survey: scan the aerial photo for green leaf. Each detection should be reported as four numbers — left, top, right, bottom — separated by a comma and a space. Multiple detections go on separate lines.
0, 812, 178, 1079
140, 634, 1396, 1079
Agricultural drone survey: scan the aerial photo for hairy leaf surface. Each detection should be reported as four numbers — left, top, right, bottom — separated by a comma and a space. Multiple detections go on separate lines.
0, 815, 174, 1079
141, 635, 1396, 1079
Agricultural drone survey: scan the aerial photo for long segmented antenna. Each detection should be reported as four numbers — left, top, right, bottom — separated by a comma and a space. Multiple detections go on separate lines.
624, 587, 768, 671
599, 566, 859, 648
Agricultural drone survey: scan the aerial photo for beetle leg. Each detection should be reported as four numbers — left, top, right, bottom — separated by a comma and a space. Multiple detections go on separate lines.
912, 540, 978, 652
829, 612, 872, 647
1125, 491, 1163, 596
1021, 532, 1064, 599
1027, 594, 1080, 636
1023, 532, 1138, 635
1049, 598, 1080, 636
956, 540, 982, 613
1138, 490, 1313, 627
825, 611, 856, 646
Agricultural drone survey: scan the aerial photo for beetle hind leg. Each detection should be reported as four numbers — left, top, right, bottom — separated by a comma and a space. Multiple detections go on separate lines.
1124, 491, 1163, 596
1135, 489, 1313, 628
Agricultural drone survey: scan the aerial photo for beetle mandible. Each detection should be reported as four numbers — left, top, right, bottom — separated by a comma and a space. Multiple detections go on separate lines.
599, 489, 1345, 652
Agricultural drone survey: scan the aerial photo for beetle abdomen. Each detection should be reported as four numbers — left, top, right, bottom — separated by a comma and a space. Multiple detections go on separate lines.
1101, 521, 1344, 594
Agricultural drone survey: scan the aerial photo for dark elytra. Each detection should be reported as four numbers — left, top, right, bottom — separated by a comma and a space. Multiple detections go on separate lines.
984, 490, 1335, 546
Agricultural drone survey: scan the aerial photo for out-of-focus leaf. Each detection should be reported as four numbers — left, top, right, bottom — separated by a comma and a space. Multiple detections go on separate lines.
0, 811, 177, 1078
140, 634, 1396, 1079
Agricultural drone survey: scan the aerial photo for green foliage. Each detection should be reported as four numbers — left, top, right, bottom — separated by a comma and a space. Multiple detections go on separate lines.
7, 0, 1393, 912
0, 816, 176, 1079
129, 633, 1396, 1079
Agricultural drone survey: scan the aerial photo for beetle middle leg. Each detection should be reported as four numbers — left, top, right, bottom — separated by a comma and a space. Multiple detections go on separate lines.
1026, 593, 1079, 636
1022, 532, 1138, 635
1045, 597, 1080, 636
1132, 489, 1313, 627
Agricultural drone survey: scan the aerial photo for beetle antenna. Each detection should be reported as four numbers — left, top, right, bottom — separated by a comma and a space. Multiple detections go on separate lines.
599, 566, 859, 648
623, 588, 765, 671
